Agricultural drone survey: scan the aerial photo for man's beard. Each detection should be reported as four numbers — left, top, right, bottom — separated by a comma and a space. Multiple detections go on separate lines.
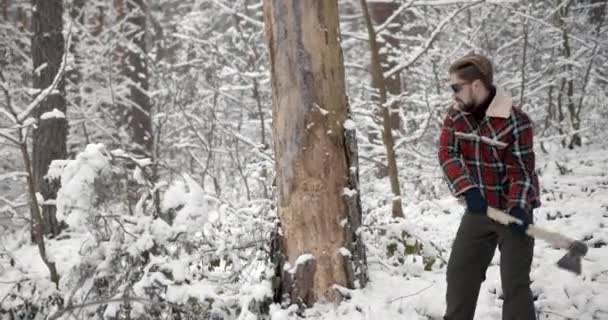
456, 99, 476, 112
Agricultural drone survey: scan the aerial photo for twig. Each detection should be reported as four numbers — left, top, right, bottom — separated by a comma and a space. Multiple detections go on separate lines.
537, 309, 573, 319
375, 0, 416, 33
386, 282, 435, 303
208, 0, 263, 28
385, 1, 482, 78
48, 297, 155, 320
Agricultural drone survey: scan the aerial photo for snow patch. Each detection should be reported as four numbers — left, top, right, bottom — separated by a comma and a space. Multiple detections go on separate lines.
342, 187, 357, 198
40, 108, 65, 120
339, 247, 351, 258
344, 119, 356, 130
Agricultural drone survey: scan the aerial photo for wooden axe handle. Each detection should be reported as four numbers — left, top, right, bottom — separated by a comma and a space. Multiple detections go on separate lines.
487, 207, 574, 250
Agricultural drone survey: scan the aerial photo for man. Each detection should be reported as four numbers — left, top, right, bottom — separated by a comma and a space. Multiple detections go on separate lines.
438, 53, 541, 320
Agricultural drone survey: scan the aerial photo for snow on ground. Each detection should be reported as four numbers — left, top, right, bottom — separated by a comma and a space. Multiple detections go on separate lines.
1, 144, 607, 319
273, 144, 608, 320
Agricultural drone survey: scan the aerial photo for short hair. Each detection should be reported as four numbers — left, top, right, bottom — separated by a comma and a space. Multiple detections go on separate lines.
449, 54, 494, 89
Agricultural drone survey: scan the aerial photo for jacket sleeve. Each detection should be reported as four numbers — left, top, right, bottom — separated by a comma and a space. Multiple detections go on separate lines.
438, 113, 475, 196
505, 112, 539, 213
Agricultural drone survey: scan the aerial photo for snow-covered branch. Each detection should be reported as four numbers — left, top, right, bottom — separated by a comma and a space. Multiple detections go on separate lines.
385, 1, 482, 78
17, 23, 72, 123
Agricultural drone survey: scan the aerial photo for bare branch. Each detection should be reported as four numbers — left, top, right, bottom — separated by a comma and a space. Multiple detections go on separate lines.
386, 282, 435, 303
0, 71, 18, 123
48, 297, 155, 320
209, 0, 263, 28
375, 0, 416, 34
17, 22, 73, 122
411, 0, 515, 5
491, 2, 595, 49
385, 1, 482, 78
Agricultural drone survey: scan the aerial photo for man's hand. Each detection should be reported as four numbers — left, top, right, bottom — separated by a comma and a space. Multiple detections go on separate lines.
508, 207, 530, 235
464, 188, 487, 215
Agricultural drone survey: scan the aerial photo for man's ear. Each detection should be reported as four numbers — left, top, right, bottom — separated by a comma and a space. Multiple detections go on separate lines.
471, 79, 481, 89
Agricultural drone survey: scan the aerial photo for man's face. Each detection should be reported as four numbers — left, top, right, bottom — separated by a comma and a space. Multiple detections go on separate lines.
449, 74, 476, 112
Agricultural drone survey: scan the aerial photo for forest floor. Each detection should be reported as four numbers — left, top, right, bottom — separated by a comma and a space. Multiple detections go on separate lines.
2, 143, 607, 320
290, 143, 608, 320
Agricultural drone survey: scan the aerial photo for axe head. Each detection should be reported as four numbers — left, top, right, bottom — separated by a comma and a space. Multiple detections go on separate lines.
556, 241, 588, 275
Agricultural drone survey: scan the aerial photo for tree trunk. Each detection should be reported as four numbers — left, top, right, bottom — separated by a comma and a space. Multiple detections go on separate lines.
1, 0, 8, 21
263, 0, 367, 307
68, 0, 85, 78
360, 0, 404, 218
519, 17, 528, 107
369, 1, 401, 131
572, 0, 607, 149
114, 0, 152, 155
67, 0, 85, 148
93, 4, 105, 36
557, 0, 583, 148
588, 0, 607, 24
20, 142, 60, 288
16, 2, 28, 31
31, 0, 67, 237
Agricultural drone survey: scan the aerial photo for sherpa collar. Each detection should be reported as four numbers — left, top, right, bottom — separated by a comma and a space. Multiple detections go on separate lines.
453, 86, 512, 119
485, 87, 512, 119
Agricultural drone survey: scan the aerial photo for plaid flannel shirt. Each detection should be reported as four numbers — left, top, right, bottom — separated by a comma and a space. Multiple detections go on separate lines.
438, 88, 540, 213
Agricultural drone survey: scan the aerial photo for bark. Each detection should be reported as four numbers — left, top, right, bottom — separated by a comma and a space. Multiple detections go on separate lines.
519, 17, 528, 107
20, 141, 60, 288
369, 1, 401, 130
540, 85, 554, 154
263, 0, 367, 306
574, 0, 607, 147
589, 0, 607, 24
67, 0, 85, 133
360, 0, 404, 218
591, 2, 608, 88
68, 0, 85, 73
556, 2, 581, 148
16, 2, 27, 31
149, 1, 181, 65
114, 0, 152, 155
1, 0, 8, 21
93, 4, 105, 36
31, 0, 67, 237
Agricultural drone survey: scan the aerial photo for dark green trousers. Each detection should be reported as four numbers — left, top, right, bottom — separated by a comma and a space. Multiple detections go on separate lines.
444, 213, 536, 320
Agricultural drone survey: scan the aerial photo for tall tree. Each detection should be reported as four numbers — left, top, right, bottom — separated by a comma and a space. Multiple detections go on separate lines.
67, 0, 85, 84
66, 0, 85, 149
369, 1, 402, 131
360, 0, 404, 218
263, 0, 367, 306
15, 0, 26, 31
31, 0, 67, 236
114, 0, 152, 155
588, 0, 608, 89
1, 0, 8, 21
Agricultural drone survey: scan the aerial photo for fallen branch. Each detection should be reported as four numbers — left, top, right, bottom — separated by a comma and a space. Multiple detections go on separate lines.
386, 282, 435, 303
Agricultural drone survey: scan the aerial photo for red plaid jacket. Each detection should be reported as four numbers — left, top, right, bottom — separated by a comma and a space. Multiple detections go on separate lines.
438, 88, 540, 213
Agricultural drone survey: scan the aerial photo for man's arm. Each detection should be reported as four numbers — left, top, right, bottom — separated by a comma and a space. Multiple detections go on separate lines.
505, 112, 539, 214
438, 113, 475, 196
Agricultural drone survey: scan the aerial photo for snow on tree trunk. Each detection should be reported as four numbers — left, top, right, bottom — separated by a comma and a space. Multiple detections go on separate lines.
31, 0, 66, 236
263, 0, 367, 306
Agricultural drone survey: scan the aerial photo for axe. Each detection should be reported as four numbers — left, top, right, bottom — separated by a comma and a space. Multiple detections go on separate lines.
487, 206, 588, 275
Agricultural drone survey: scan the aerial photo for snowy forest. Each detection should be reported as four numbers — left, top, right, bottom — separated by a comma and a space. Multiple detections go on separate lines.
1, 0, 607, 319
